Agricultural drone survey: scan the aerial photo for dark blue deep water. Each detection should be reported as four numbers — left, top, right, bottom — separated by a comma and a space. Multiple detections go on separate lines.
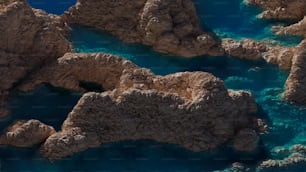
27, 0, 76, 14
1, 0, 305, 171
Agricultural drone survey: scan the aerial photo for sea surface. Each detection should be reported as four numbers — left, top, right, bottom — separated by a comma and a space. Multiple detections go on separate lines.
1, 0, 305, 171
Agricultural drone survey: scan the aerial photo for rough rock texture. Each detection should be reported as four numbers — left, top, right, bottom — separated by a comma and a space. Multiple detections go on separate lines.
245, 0, 306, 21
18, 53, 139, 92
273, 16, 306, 37
257, 144, 306, 172
0, 120, 55, 147
63, 0, 223, 57
221, 38, 295, 70
0, 0, 71, 117
222, 38, 268, 60
263, 46, 296, 70
233, 128, 259, 152
20, 53, 260, 159
284, 40, 306, 104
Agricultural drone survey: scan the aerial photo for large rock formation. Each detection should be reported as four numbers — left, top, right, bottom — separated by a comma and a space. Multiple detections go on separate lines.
63, 0, 223, 57
20, 53, 260, 159
284, 40, 306, 104
0, 0, 71, 117
0, 120, 55, 147
245, 0, 306, 21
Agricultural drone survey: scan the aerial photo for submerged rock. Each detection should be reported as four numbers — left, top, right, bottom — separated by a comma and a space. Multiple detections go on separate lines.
257, 144, 306, 172
0, 0, 71, 117
0, 120, 55, 147
62, 0, 224, 57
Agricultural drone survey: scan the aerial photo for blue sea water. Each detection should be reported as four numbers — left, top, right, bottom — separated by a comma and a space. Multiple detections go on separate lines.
1, 0, 306, 171
27, 0, 76, 15
194, 0, 303, 45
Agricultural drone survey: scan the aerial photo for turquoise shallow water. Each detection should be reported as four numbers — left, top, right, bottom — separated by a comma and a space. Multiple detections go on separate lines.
194, 0, 303, 45
1, 0, 305, 171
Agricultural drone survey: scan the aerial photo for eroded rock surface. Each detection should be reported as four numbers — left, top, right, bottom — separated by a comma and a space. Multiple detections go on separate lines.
63, 0, 223, 57
263, 46, 296, 70
284, 40, 306, 104
0, 120, 55, 147
245, 0, 306, 21
0, 0, 71, 117
221, 38, 295, 70
19, 53, 139, 92
222, 38, 268, 60
17, 53, 259, 159
273, 16, 306, 37
233, 128, 260, 152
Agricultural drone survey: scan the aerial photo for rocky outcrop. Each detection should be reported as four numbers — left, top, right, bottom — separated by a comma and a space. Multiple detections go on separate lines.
284, 40, 306, 104
63, 0, 223, 57
221, 38, 295, 70
257, 144, 306, 171
263, 46, 296, 70
0, 0, 71, 117
222, 38, 268, 60
0, 120, 55, 147
245, 0, 306, 21
273, 16, 306, 37
41, 85, 258, 160
17, 53, 259, 159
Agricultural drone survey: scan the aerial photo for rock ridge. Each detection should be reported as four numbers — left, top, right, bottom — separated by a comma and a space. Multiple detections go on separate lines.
15, 52, 261, 159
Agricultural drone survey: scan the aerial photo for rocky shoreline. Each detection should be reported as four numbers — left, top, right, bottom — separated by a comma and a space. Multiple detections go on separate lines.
0, 0, 305, 170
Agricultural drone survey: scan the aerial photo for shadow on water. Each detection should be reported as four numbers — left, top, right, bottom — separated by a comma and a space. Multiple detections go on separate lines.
0, 139, 269, 172
2, 84, 82, 131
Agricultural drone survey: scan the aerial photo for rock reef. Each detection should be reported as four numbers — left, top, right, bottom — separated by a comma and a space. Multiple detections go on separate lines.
0, 120, 55, 147
257, 144, 306, 171
0, 0, 71, 117
63, 0, 224, 57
